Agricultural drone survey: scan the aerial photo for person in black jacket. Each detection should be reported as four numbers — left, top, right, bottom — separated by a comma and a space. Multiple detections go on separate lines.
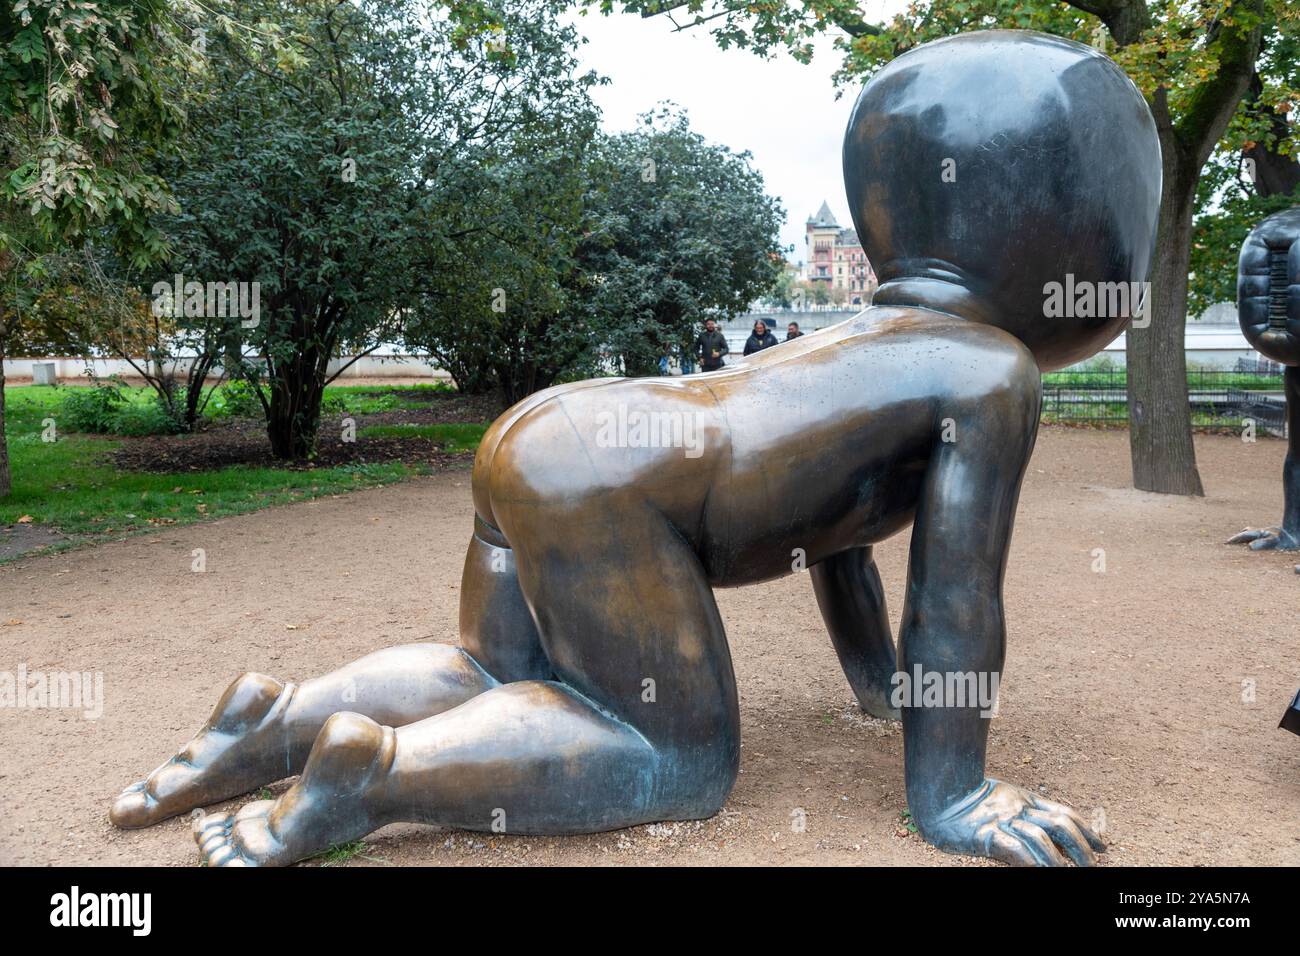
743, 320, 779, 356
694, 319, 729, 372
786, 322, 803, 342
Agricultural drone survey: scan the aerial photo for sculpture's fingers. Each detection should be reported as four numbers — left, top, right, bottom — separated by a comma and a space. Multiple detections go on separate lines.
1226, 528, 1266, 545
1031, 795, 1107, 852
984, 827, 1039, 867
1003, 819, 1067, 867
1024, 809, 1096, 866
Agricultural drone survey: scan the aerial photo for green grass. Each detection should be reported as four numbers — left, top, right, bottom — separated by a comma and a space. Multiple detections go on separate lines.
323, 382, 455, 415
0, 385, 435, 557
357, 421, 488, 453
315, 840, 383, 866
1043, 370, 1284, 390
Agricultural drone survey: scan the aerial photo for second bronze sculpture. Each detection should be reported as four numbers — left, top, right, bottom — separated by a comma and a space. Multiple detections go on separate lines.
1226, 206, 1300, 552
110, 30, 1160, 866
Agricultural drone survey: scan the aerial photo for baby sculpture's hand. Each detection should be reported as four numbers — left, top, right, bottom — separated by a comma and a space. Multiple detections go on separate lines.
919, 778, 1105, 866
1226, 526, 1300, 551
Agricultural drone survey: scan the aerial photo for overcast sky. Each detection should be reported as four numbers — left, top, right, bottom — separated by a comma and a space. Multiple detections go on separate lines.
565, 5, 907, 262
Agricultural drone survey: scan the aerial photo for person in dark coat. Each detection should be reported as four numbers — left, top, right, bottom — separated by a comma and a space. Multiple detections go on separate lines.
786, 322, 803, 341
743, 320, 779, 356
695, 319, 729, 372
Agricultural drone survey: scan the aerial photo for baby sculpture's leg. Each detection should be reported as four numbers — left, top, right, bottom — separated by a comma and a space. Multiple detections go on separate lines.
900, 367, 1104, 866
194, 498, 741, 866
113, 528, 549, 828
1227, 365, 1300, 550
811, 546, 900, 719
110, 643, 498, 828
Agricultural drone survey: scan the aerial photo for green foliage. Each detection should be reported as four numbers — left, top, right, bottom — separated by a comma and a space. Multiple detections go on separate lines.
358, 422, 489, 453
110, 398, 183, 437
163, 0, 595, 454
1, 384, 423, 554
0, 0, 190, 265
58, 381, 126, 434
581, 108, 786, 376
207, 380, 267, 420
405, 106, 785, 397
58, 378, 180, 436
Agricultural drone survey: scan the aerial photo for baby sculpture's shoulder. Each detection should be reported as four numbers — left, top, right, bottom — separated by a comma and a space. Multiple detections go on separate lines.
816, 305, 1040, 393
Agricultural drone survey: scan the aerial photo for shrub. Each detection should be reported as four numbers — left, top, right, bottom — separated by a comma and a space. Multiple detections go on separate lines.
208, 380, 266, 419
59, 381, 127, 433
111, 399, 183, 436
59, 380, 183, 436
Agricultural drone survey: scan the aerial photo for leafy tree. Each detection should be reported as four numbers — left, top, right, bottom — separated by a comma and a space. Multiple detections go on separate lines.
157, 0, 598, 460
407, 107, 785, 398
0, 0, 191, 496
404, 53, 605, 404
611, 0, 1300, 496
581, 108, 785, 376
161, 0, 594, 457
1189, 29, 1300, 316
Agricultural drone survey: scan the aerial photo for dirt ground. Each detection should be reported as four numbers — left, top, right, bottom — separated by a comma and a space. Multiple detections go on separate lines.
1, 426, 1298, 867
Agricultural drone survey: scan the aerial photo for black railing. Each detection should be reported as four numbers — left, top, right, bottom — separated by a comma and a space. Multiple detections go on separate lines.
1039, 367, 1287, 433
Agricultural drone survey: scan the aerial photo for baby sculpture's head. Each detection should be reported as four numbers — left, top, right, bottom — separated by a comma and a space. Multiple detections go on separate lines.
843, 31, 1161, 371
1238, 207, 1300, 367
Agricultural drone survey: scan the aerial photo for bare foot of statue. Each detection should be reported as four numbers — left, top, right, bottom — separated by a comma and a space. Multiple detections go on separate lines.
918, 779, 1105, 867
111, 644, 496, 828
110, 674, 293, 829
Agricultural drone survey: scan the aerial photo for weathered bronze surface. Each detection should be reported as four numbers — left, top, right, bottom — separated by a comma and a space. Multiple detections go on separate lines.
111, 30, 1159, 866
1226, 207, 1300, 552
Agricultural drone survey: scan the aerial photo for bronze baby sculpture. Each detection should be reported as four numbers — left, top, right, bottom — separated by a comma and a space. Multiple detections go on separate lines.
110, 30, 1160, 866
1226, 207, 1300, 553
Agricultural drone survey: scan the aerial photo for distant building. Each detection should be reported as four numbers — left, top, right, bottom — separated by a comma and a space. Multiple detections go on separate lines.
803, 201, 876, 306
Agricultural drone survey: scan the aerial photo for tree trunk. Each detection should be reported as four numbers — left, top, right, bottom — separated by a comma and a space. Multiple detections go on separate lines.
267, 374, 324, 460
1244, 72, 1300, 198
1127, 141, 1205, 496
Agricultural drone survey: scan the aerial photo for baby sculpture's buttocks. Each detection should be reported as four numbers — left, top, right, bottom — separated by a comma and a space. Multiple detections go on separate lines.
113, 30, 1161, 867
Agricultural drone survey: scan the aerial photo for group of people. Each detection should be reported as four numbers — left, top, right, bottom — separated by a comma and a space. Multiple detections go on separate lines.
687, 319, 803, 373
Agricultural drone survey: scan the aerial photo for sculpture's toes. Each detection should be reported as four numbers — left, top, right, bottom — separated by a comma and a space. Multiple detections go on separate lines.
193, 802, 280, 867
109, 781, 157, 829
109, 760, 202, 829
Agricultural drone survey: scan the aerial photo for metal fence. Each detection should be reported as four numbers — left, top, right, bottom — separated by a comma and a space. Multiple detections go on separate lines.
1040, 367, 1287, 434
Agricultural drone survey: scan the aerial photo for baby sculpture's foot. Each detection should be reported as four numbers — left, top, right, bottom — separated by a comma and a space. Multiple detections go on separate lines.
111, 674, 295, 829
917, 779, 1105, 867
1226, 526, 1300, 551
194, 712, 394, 867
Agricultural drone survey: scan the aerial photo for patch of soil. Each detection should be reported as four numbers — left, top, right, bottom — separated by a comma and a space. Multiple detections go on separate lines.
0, 522, 69, 562
111, 419, 473, 473
109, 391, 505, 473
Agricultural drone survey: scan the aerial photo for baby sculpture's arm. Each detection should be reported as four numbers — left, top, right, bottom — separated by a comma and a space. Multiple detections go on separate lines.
898, 330, 1103, 865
